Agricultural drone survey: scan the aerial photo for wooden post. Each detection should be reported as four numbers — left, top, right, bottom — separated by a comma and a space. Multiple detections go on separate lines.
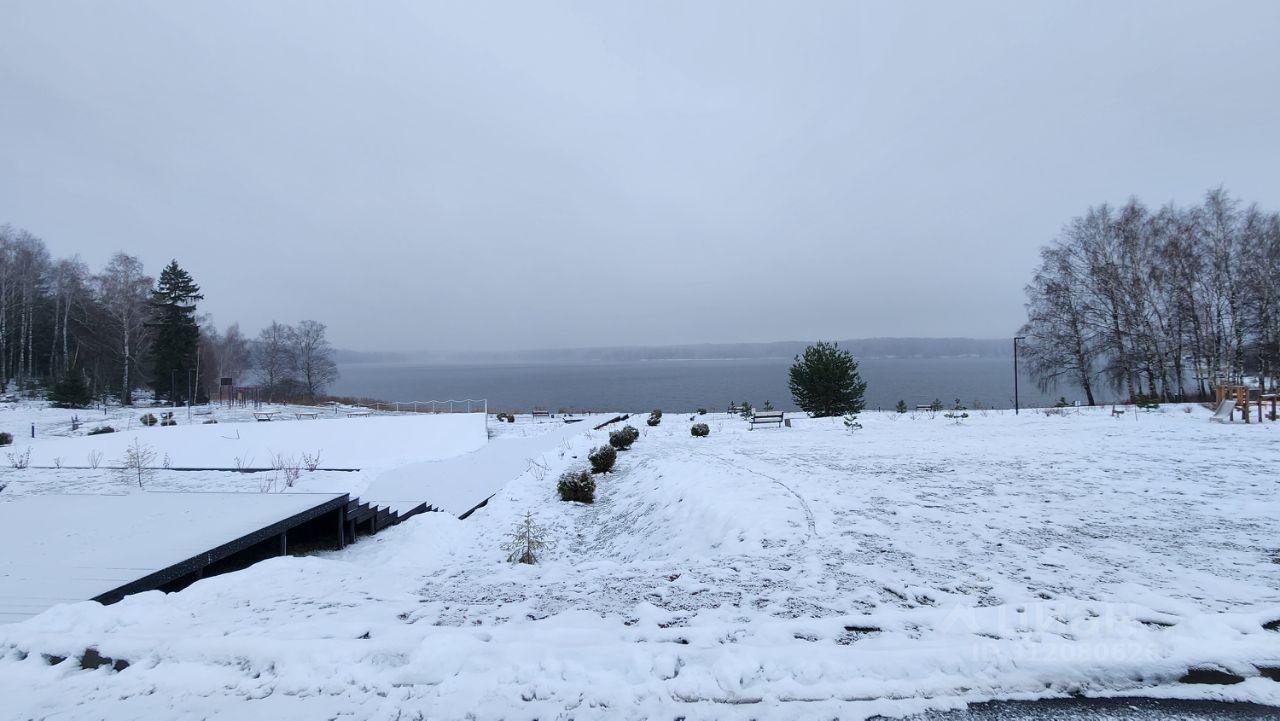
279, 531, 287, 556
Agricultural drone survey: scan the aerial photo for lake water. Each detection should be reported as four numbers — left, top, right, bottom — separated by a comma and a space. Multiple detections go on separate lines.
332, 357, 1092, 412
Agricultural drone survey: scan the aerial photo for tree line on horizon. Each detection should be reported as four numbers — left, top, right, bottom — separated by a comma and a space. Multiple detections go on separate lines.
1019, 187, 1280, 405
0, 223, 338, 406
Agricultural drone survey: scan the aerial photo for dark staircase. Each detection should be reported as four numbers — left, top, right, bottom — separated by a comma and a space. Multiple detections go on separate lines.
344, 496, 436, 542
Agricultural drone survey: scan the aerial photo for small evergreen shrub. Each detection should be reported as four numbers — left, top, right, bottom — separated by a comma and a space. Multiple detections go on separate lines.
621, 425, 639, 443
646, 409, 662, 427
895, 400, 908, 414
556, 469, 596, 503
696, 408, 707, 415
588, 444, 617, 473
929, 398, 944, 412
609, 428, 635, 450
1133, 393, 1160, 410
762, 400, 774, 411
203, 419, 218, 424
139, 413, 158, 427
739, 401, 753, 419
1054, 396, 1071, 408
691, 423, 710, 437
87, 426, 115, 435
0, 432, 11, 446
49, 373, 93, 409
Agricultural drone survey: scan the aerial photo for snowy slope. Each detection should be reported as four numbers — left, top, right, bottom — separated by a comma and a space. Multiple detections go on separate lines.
1, 406, 1278, 719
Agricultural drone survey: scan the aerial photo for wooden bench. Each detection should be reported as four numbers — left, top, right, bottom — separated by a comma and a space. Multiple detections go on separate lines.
749, 410, 785, 430
295, 411, 320, 420
346, 410, 371, 418
252, 411, 279, 422
531, 410, 551, 420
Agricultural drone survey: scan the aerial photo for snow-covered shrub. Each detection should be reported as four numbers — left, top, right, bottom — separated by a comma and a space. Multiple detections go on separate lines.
739, 401, 753, 419
646, 409, 662, 427
139, 413, 158, 427
842, 412, 862, 432
696, 408, 707, 415
609, 428, 635, 451
588, 444, 617, 473
944, 399, 969, 424
0, 432, 11, 446
503, 511, 549, 565
895, 400, 908, 414
203, 419, 218, 424
7, 448, 30, 469
87, 425, 114, 435
1134, 393, 1160, 410
556, 469, 596, 503
691, 423, 710, 437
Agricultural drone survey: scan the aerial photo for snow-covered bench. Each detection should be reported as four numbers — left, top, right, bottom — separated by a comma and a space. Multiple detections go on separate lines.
346, 410, 371, 418
295, 411, 320, 420
749, 410, 785, 430
531, 410, 551, 420
252, 411, 280, 422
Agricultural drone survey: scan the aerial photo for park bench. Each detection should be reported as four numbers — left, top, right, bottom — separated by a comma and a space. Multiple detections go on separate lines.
915, 404, 933, 412
749, 410, 785, 430
346, 410, 371, 418
531, 409, 551, 420
252, 411, 280, 422
295, 411, 320, 420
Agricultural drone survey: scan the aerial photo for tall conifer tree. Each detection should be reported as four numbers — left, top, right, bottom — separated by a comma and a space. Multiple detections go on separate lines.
148, 260, 203, 403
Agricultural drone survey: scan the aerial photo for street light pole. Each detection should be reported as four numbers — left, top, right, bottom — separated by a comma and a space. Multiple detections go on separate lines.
1013, 336, 1027, 414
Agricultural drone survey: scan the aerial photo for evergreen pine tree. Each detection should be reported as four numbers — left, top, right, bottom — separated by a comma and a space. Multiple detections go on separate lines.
787, 341, 867, 418
147, 261, 203, 403
49, 371, 93, 408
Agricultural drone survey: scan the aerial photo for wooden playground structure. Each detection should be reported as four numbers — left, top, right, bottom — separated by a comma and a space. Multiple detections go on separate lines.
1212, 384, 1280, 423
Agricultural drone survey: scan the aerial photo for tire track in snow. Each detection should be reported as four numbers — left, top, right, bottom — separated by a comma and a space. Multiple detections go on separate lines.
701, 448, 817, 539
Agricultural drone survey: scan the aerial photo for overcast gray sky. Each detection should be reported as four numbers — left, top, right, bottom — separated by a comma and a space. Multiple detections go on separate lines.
2, 1, 1278, 352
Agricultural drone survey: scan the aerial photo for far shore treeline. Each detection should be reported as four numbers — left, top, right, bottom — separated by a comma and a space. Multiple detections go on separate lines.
0, 223, 338, 406
1021, 187, 1280, 406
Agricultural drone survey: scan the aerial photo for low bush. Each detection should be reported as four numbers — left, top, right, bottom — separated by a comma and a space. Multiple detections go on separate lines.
691, 423, 710, 437
646, 409, 662, 427
609, 425, 639, 450
697, 408, 707, 415
203, 419, 218, 424
895, 400, 908, 414
556, 469, 596, 503
0, 432, 11, 446
87, 426, 115, 435
588, 444, 617, 473
139, 413, 158, 427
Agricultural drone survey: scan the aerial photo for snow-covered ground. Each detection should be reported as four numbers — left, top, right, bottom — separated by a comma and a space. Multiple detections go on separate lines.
1, 405, 1278, 719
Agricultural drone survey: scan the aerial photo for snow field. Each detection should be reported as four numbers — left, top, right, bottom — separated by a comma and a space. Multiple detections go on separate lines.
1, 405, 1278, 719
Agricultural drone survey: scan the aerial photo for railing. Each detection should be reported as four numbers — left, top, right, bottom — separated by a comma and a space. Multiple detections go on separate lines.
372, 399, 488, 415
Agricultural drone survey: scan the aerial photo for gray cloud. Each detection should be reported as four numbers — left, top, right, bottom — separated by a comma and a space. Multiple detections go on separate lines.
2, 0, 1278, 351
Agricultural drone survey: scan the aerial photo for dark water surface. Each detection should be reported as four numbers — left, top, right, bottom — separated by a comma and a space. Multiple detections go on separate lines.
332, 357, 1094, 412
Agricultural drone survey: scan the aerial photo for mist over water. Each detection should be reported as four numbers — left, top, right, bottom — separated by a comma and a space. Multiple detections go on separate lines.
331, 357, 1090, 412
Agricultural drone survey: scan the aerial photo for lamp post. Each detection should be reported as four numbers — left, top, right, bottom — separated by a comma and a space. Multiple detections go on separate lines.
1013, 336, 1027, 415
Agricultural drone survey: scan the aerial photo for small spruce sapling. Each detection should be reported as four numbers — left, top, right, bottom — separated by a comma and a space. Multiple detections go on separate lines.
762, 400, 774, 411
646, 409, 662, 427
895, 399, 908, 414
739, 401, 753, 419
691, 422, 710, 437
503, 511, 550, 565
842, 412, 862, 432
944, 399, 969, 424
